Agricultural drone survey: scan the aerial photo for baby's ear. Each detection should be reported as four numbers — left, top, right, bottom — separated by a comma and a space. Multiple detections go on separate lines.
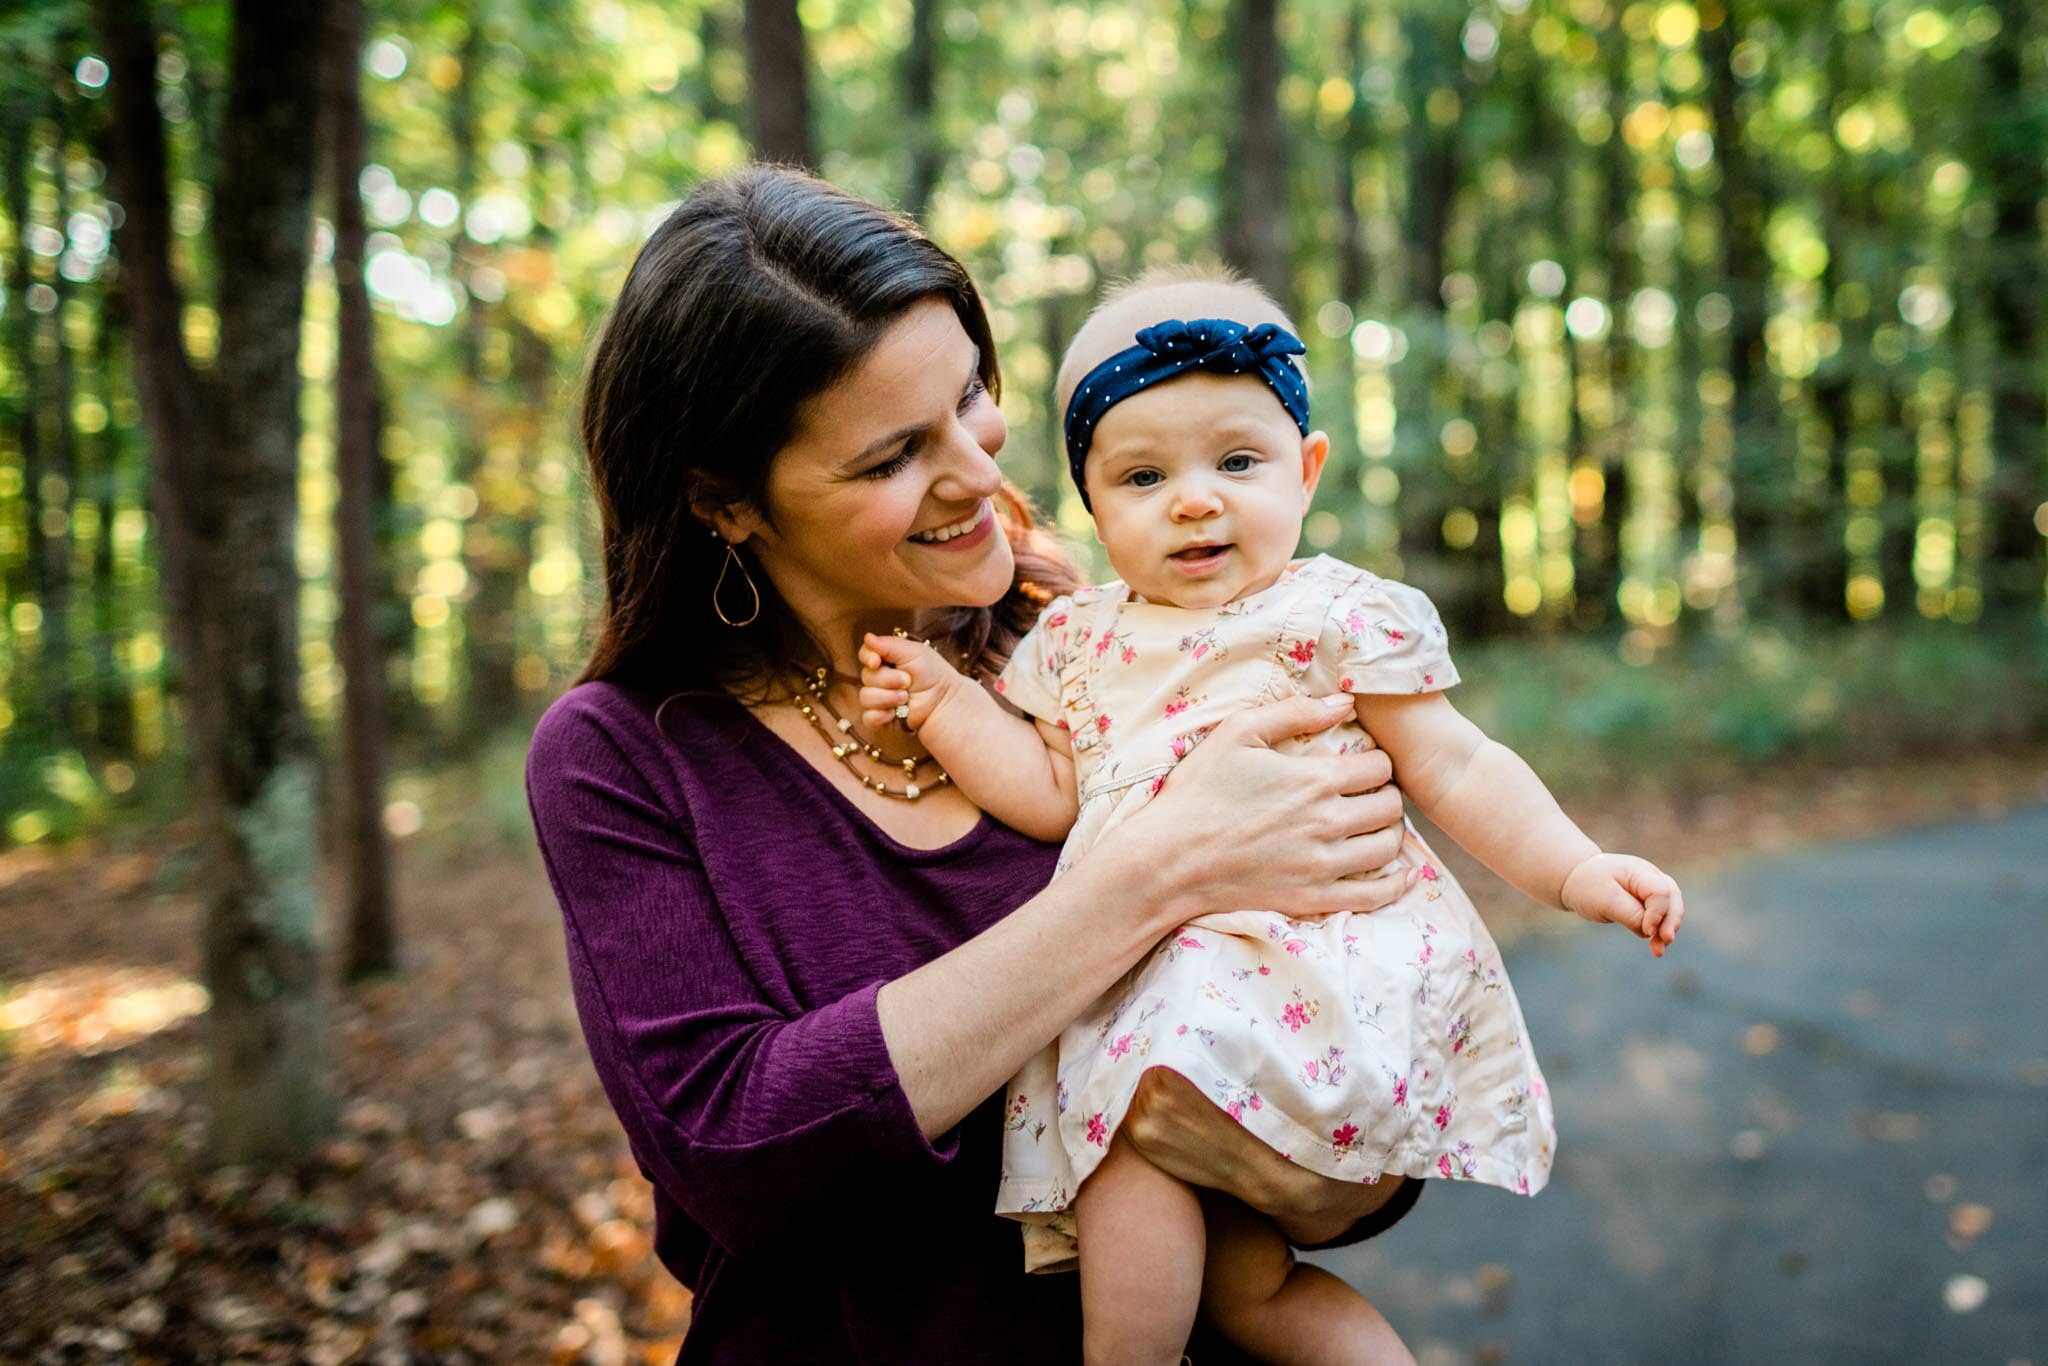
1298, 430, 1331, 506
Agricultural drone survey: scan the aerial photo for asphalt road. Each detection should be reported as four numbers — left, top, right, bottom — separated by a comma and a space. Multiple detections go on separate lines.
1311, 804, 2048, 1366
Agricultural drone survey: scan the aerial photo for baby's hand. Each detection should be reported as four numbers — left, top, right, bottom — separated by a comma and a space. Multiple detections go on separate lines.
859, 631, 970, 733
1560, 853, 1684, 957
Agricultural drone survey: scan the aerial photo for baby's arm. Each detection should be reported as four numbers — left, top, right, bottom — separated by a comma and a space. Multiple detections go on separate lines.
1353, 691, 1684, 955
859, 632, 1079, 842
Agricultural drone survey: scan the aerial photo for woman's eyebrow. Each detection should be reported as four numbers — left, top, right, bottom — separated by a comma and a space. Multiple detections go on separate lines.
840, 344, 984, 468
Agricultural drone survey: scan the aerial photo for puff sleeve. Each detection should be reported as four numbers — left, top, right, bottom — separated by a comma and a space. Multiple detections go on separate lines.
992, 595, 1078, 724
1315, 572, 1460, 696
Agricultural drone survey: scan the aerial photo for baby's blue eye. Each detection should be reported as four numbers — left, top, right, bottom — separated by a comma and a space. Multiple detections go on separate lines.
1221, 452, 1258, 473
1127, 469, 1163, 488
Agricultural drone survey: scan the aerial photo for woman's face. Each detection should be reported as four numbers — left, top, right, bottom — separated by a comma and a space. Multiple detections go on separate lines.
717, 297, 1013, 642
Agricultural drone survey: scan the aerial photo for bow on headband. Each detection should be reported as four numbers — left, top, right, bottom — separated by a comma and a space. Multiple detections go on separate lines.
1062, 318, 1310, 509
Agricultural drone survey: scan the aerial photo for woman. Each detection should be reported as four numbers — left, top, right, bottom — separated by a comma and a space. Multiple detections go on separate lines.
526, 165, 1425, 1362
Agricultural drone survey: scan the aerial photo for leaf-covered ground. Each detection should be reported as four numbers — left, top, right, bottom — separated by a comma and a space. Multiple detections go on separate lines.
4, 747, 2045, 1364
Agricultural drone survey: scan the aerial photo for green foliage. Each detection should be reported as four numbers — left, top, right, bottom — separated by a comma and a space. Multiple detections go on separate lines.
1, 0, 2045, 849
1456, 620, 2048, 797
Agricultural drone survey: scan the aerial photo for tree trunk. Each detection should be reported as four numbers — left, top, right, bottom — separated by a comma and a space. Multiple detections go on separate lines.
1330, 5, 1367, 477
1400, 11, 1461, 314
92, 292, 134, 753
324, 0, 396, 980
449, 8, 519, 740
96, 0, 203, 679
45, 95, 81, 739
5, 114, 55, 742
1979, 0, 2045, 612
744, 0, 812, 167
1222, 0, 1288, 306
901, 0, 941, 220
98, 0, 334, 1165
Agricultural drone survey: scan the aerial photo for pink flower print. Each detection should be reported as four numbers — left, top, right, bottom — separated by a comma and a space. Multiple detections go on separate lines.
1095, 632, 1113, 657
1149, 774, 1168, 797
1225, 1100, 1243, 1122
1163, 686, 1197, 718
992, 678, 1006, 694
1332, 1122, 1360, 1152
1418, 943, 1434, 964
1345, 609, 1366, 634
1121, 645, 1136, 664
1517, 1173, 1531, 1196
1288, 639, 1316, 666
1384, 626, 1405, 643
1055, 717, 1070, 731
1303, 1046, 1347, 1089
1046, 612, 1068, 629
1281, 1001, 1311, 1032
1095, 713, 1112, 734
1422, 672, 1434, 687
1178, 627, 1225, 662
1339, 677, 1356, 692
1434, 1103, 1452, 1131
1257, 965, 1271, 976
1175, 1023, 1188, 1035
1438, 1153, 1454, 1177
1419, 864, 1438, 884
1283, 937, 1307, 956
1178, 935, 1204, 949
1085, 1113, 1108, 1146
1391, 1077, 1408, 1108
1107, 1033, 1134, 1060
1447, 1014, 1472, 1054
1249, 1092, 1262, 1111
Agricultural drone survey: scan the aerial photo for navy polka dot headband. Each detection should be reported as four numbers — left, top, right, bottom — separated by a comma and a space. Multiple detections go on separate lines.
1062, 317, 1310, 509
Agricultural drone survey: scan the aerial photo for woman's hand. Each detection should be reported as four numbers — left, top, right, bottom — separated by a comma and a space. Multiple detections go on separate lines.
1095, 692, 1414, 933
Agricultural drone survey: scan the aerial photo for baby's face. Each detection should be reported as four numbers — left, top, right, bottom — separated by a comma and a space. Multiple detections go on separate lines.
1083, 372, 1329, 609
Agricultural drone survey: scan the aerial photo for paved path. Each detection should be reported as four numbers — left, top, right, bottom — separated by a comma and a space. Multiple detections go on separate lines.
1311, 806, 2048, 1366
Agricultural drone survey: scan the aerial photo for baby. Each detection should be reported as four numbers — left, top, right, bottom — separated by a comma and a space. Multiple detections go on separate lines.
859, 268, 1684, 1365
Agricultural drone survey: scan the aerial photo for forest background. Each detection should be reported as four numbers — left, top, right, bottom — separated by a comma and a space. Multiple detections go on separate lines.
0, 0, 2044, 1358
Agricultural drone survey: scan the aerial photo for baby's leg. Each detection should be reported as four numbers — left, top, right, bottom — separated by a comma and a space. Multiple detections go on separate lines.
1199, 1189, 1417, 1366
1074, 1130, 1206, 1366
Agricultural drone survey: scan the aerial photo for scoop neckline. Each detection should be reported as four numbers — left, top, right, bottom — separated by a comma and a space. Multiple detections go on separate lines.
718, 693, 1000, 862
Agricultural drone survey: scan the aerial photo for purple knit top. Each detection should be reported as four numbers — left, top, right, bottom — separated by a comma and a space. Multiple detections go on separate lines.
525, 680, 1092, 1362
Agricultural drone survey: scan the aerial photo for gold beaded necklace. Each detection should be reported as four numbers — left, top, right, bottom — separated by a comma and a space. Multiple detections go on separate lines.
789, 662, 952, 802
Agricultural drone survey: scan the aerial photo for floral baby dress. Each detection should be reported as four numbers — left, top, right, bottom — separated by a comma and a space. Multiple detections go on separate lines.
991, 554, 1556, 1273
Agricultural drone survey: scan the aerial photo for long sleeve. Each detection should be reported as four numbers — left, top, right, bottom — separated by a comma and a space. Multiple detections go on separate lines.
525, 692, 961, 1260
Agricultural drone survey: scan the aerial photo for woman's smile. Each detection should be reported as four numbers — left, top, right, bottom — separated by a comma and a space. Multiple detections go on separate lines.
909, 499, 994, 548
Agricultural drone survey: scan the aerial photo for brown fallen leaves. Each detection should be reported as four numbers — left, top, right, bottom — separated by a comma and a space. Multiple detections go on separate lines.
2, 744, 2044, 1361
0, 829, 688, 1364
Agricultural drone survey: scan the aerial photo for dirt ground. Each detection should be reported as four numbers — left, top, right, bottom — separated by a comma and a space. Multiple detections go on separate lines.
4, 745, 2046, 1364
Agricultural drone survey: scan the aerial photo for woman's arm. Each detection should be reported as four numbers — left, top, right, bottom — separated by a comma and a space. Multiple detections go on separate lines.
528, 697, 966, 1259
530, 688, 1411, 1261
877, 693, 1416, 1138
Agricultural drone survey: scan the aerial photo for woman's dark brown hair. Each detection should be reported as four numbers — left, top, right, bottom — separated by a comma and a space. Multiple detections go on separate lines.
577, 164, 1079, 695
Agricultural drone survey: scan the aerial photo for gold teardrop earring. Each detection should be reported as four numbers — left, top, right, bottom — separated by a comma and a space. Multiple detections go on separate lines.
711, 529, 762, 628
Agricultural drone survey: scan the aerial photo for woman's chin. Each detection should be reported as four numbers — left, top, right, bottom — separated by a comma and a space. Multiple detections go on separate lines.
949, 540, 1018, 608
